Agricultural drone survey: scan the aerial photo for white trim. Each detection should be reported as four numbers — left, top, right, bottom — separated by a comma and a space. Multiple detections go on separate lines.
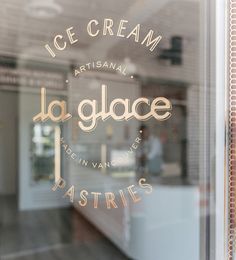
215, 0, 227, 259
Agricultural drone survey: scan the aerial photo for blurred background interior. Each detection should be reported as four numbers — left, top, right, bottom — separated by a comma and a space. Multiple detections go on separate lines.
0, 0, 218, 260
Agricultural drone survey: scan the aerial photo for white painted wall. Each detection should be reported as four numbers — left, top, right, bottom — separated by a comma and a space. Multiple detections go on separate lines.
0, 91, 18, 195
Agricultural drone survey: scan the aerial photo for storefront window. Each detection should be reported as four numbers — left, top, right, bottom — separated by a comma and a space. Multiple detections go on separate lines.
0, 0, 228, 260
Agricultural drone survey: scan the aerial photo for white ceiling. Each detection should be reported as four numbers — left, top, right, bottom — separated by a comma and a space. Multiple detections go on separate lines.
0, 0, 199, 62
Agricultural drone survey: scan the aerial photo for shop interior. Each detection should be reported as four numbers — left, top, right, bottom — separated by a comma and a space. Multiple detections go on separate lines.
0, 1, 215, 260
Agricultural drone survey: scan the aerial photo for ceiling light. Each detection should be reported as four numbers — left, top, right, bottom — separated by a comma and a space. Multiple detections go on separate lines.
25, 0, 62, 19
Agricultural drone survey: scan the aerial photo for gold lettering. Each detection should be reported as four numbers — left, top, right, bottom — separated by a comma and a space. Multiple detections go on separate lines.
103, 19, 114, 35
105, 192, 118, 209
127, 24, 140, 42
79, 190, 88, 207
127, 185, 141, 203
63, 186, 75, 203
91, 192, 102, 208
151, 97, 172, 121
117, 20, 128, 37
139, 178, 153, 194
87, 20, 100, 37
141, 30, 162, 51
66, 27, 78, 44
54, 35, 67, 50
33, 88, 72, 123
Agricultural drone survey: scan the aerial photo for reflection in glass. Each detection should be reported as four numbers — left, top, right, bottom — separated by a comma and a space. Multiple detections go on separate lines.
30, 123, 55, 183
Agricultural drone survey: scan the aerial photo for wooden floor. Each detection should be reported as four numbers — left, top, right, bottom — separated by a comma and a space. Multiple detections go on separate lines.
0, 196, 129, 260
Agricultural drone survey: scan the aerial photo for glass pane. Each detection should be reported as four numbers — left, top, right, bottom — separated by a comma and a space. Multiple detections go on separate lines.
30, 123, 55, 183
0, 0, 226, 260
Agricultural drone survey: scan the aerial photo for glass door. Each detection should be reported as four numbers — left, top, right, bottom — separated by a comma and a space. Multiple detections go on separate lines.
18, 90, 68, 210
